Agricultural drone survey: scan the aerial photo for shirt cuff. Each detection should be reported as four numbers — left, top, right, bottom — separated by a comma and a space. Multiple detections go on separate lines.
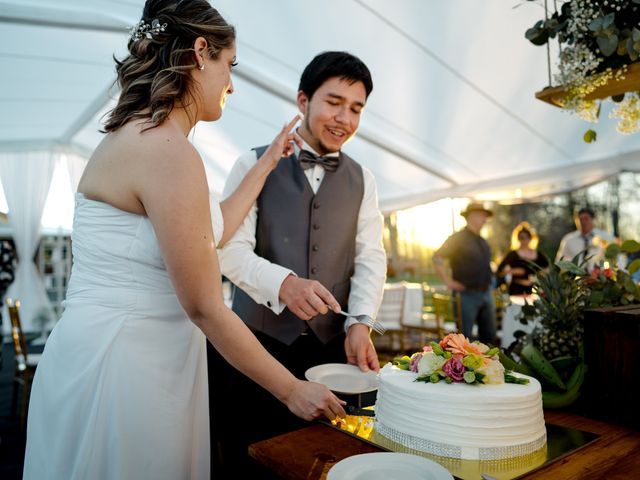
263, 265, 296, 314
343, 315, 373, 334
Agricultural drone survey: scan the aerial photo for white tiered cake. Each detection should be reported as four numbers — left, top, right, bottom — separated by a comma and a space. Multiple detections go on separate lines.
375, 364, 547, 460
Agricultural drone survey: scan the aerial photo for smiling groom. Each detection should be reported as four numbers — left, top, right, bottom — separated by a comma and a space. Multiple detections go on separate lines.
210, 51, 387, 475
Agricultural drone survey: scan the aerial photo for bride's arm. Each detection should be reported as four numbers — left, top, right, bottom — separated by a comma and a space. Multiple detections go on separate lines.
138, 133, 344, 421
217, 116, 300, 248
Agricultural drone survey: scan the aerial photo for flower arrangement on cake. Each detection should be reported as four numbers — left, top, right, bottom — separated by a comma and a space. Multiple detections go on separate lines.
393, 333, 529, 385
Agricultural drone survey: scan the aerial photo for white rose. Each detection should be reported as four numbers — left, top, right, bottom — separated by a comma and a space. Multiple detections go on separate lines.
478, 359, 505, 384
417, 352, 446, 377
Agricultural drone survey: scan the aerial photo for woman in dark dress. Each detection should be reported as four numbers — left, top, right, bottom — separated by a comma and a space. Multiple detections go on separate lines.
498, 222, 549, 295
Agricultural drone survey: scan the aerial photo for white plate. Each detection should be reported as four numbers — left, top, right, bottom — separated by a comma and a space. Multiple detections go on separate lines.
304, 363, 378, 394
327, 452, 454, 480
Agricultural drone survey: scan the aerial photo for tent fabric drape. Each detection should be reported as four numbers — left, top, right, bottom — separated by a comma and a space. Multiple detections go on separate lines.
0, 152, 57, 334
66, 153, 88, 193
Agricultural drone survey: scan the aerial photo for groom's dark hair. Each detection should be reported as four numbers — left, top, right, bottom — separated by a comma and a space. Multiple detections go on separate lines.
298, 51, 373, 100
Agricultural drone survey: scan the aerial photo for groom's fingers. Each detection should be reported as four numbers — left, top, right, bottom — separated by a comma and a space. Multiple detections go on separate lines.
315, 286, 340, 313
306, 294, 329, 316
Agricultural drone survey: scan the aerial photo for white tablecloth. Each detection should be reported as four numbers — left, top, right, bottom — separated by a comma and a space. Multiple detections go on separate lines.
377, 282, 424, 329
501, 295, 539, 348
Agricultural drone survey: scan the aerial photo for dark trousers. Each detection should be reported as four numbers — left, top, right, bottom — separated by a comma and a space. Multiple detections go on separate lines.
460, 289, 497, 345
208, 329, 347, 479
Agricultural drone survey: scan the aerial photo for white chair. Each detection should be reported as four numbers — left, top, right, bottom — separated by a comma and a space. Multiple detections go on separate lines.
402, 285, 456, 346
374, 283, 407, 353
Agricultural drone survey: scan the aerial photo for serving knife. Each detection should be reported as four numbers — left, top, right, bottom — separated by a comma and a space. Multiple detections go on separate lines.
344, 405, 375, 417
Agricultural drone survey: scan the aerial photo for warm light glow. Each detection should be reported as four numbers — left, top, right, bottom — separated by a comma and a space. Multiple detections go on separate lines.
0, 179, 7, 213
41, 157, 74, 232
395, 198, 469, 250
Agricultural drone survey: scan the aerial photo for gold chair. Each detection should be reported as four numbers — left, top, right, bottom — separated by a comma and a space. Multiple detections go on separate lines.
401, 285, 449, 346
373, 283, 407, 353
6, 298, 40, 431
432, 292, 462, 334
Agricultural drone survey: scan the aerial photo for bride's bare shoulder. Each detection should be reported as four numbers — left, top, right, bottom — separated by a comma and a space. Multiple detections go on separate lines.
93, 120, 199, 168
126, 120, 193, 154
79, 119, 202, 211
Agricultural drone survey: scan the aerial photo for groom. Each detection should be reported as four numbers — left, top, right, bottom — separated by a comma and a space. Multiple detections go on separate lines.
210, 51, 386, 475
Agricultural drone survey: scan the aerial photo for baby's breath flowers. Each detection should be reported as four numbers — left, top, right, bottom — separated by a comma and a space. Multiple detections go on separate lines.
526, 0, 640, 138
609, 92, 640, 134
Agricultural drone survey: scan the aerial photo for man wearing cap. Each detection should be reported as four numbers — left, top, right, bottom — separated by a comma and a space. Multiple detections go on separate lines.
556, 207, 615, 271
433, 203, 496, 344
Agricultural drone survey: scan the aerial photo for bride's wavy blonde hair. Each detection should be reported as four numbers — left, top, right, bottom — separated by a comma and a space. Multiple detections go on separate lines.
103, 0, 235, 132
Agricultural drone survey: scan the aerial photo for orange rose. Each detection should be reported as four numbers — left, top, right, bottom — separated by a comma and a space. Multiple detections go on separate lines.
440, 333, 484, 356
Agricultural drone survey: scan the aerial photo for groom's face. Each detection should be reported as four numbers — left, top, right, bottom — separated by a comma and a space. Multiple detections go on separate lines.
296, 77, 366, 155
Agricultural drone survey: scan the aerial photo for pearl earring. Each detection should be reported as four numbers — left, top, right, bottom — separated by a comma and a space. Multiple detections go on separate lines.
199, 64, 204, 71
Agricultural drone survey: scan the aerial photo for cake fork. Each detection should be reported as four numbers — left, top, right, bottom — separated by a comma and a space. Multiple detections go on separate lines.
337, 309, 386, 335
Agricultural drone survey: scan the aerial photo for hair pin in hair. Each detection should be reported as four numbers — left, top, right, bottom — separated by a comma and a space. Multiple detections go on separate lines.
129, 18, 168, 42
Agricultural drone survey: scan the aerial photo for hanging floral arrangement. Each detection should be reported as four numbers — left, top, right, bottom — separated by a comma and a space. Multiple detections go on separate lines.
526, 0, 640, 141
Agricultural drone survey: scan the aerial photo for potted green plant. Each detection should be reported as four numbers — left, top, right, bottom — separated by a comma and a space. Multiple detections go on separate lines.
585, 240, 640, 306
502, 238, 640, 409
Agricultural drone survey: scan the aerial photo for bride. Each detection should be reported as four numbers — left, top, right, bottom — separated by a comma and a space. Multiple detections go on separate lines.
23, 1, 345, 478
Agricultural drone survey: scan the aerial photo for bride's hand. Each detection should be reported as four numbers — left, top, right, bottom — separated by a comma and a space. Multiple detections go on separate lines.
258, 115, 302, 169
284, 379, 346, 421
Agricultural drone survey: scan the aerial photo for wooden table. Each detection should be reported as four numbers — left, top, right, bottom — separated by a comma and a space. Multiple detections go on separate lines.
248, 410, 640, 479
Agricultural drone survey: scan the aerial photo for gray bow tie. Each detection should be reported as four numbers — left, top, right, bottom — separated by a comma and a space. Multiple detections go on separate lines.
298, 150, 339, 172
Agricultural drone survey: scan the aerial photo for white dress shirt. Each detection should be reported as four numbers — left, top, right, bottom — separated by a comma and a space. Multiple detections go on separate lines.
209, 191, 224, 248
556, 228, 615, 270
219, 140, 386, 329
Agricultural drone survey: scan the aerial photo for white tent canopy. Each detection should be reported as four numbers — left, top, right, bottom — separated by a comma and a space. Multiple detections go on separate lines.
1, 0, 640, 330
3, 0, 640, 209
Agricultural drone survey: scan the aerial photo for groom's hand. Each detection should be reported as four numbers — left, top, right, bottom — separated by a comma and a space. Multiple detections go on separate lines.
345, 323, 380, 373
279, 274, 340, 321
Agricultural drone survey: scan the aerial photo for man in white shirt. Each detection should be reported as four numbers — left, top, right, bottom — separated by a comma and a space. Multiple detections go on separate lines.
556, 207, 615, 271
211, 51, 386, 476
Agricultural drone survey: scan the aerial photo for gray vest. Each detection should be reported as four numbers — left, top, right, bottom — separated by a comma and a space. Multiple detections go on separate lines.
232, 147, 365, 345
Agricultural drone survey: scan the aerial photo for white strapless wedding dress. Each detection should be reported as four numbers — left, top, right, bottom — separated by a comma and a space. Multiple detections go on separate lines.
23, 193, 224, 480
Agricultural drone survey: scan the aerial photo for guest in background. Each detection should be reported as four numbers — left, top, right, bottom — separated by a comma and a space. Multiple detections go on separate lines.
497, 222, 549, 296
433, 202, 496, 344
556, 207, 615, 271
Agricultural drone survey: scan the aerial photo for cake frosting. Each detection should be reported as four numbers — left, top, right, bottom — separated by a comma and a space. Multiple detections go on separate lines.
375, 363, 546, 460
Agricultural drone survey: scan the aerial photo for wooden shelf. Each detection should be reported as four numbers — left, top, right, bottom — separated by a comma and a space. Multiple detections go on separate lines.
535, 61, 640, 107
